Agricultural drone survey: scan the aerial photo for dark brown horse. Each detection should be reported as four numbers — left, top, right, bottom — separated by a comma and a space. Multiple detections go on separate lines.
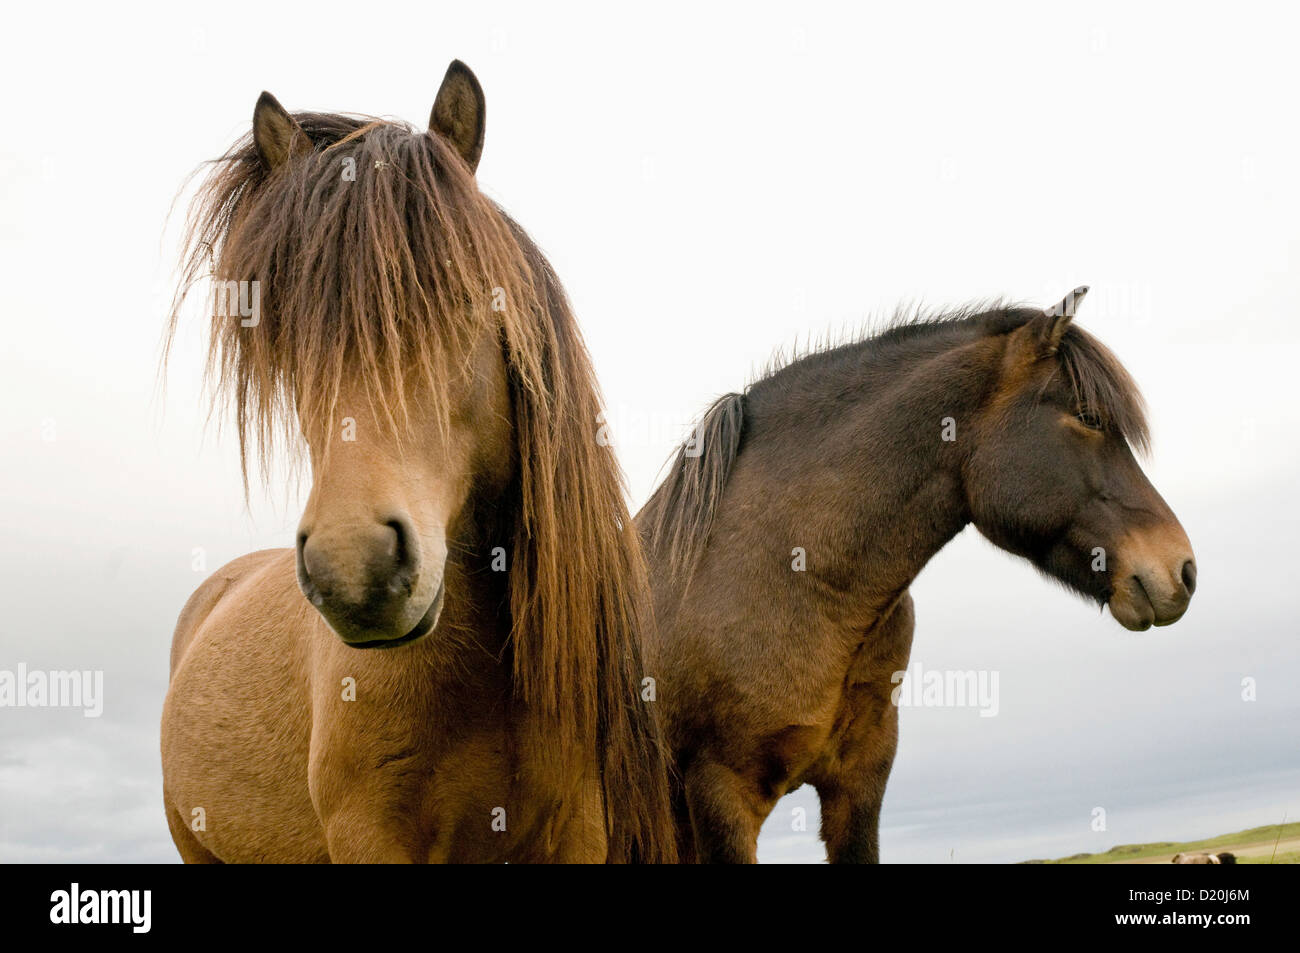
639, 290, 1196, 862
161, 62, 675, 862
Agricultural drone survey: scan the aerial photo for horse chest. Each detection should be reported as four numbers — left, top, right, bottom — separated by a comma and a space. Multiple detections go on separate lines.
307, 693, 602, 862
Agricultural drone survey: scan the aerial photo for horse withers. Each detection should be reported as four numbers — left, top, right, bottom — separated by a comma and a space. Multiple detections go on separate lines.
639, 289, 1196, 862
161, 63, 675, 863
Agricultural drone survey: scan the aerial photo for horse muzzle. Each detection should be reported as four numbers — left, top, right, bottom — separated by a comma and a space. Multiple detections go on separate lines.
295, 516, 446, 648
1107, 553, 1197, 631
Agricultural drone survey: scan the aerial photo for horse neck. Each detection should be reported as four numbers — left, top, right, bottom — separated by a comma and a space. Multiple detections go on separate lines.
439, 480, 516, 657
742, 333, 1003, 625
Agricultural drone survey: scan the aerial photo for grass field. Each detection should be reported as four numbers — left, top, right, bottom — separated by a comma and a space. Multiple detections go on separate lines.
1023, 822, 1300, 864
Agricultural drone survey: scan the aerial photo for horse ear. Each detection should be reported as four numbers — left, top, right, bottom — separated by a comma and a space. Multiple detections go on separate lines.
1038, 285, 1089, 354
253, 91, 311, 170
1006, 285, 1089, 364
429, 60, 486, 173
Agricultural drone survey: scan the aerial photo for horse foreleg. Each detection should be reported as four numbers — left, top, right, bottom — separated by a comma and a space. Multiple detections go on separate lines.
319, 804, 423, 863
683, 759, 770, 863
313, 766, 426, 862
815, 729, 896, 864
816, 591, 912, 864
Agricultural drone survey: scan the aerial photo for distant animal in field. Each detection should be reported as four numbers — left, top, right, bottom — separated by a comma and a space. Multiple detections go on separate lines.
639, 288, 1197, 863
160, 62, 674, 863
1173, 851, 1236, 864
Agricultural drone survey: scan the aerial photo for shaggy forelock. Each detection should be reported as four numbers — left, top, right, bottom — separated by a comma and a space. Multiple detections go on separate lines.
168, 113, 545, 483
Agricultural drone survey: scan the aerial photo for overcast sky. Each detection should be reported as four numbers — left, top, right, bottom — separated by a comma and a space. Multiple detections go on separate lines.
1, 1, 1297, 863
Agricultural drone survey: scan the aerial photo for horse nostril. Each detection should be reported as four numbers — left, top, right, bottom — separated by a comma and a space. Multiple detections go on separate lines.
296, 532, 312, 582
1181, 559, 1197, 596
385, 518, 417, 578
1130, 573, 1151, 606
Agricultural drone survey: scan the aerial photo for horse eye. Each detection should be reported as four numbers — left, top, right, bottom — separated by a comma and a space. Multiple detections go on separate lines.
1075, 411, 1104, 431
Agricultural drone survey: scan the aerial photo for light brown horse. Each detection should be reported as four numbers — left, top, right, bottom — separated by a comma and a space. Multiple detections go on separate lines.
639, 290, 1197, 862
161, 62, 675, 862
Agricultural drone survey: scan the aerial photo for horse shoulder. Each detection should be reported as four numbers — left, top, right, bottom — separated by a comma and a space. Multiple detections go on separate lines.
168, 548, 291, 676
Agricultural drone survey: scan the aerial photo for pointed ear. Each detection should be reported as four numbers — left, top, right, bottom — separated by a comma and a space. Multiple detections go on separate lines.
1004, 286, 1090, 366
1037, 285, 1089, 354
253, 91, 311, 170
429, 60, 486, 173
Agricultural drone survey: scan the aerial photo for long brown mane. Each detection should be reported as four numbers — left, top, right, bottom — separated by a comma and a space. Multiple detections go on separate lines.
166, 113, 675, 861
641, 303, 1150, 586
